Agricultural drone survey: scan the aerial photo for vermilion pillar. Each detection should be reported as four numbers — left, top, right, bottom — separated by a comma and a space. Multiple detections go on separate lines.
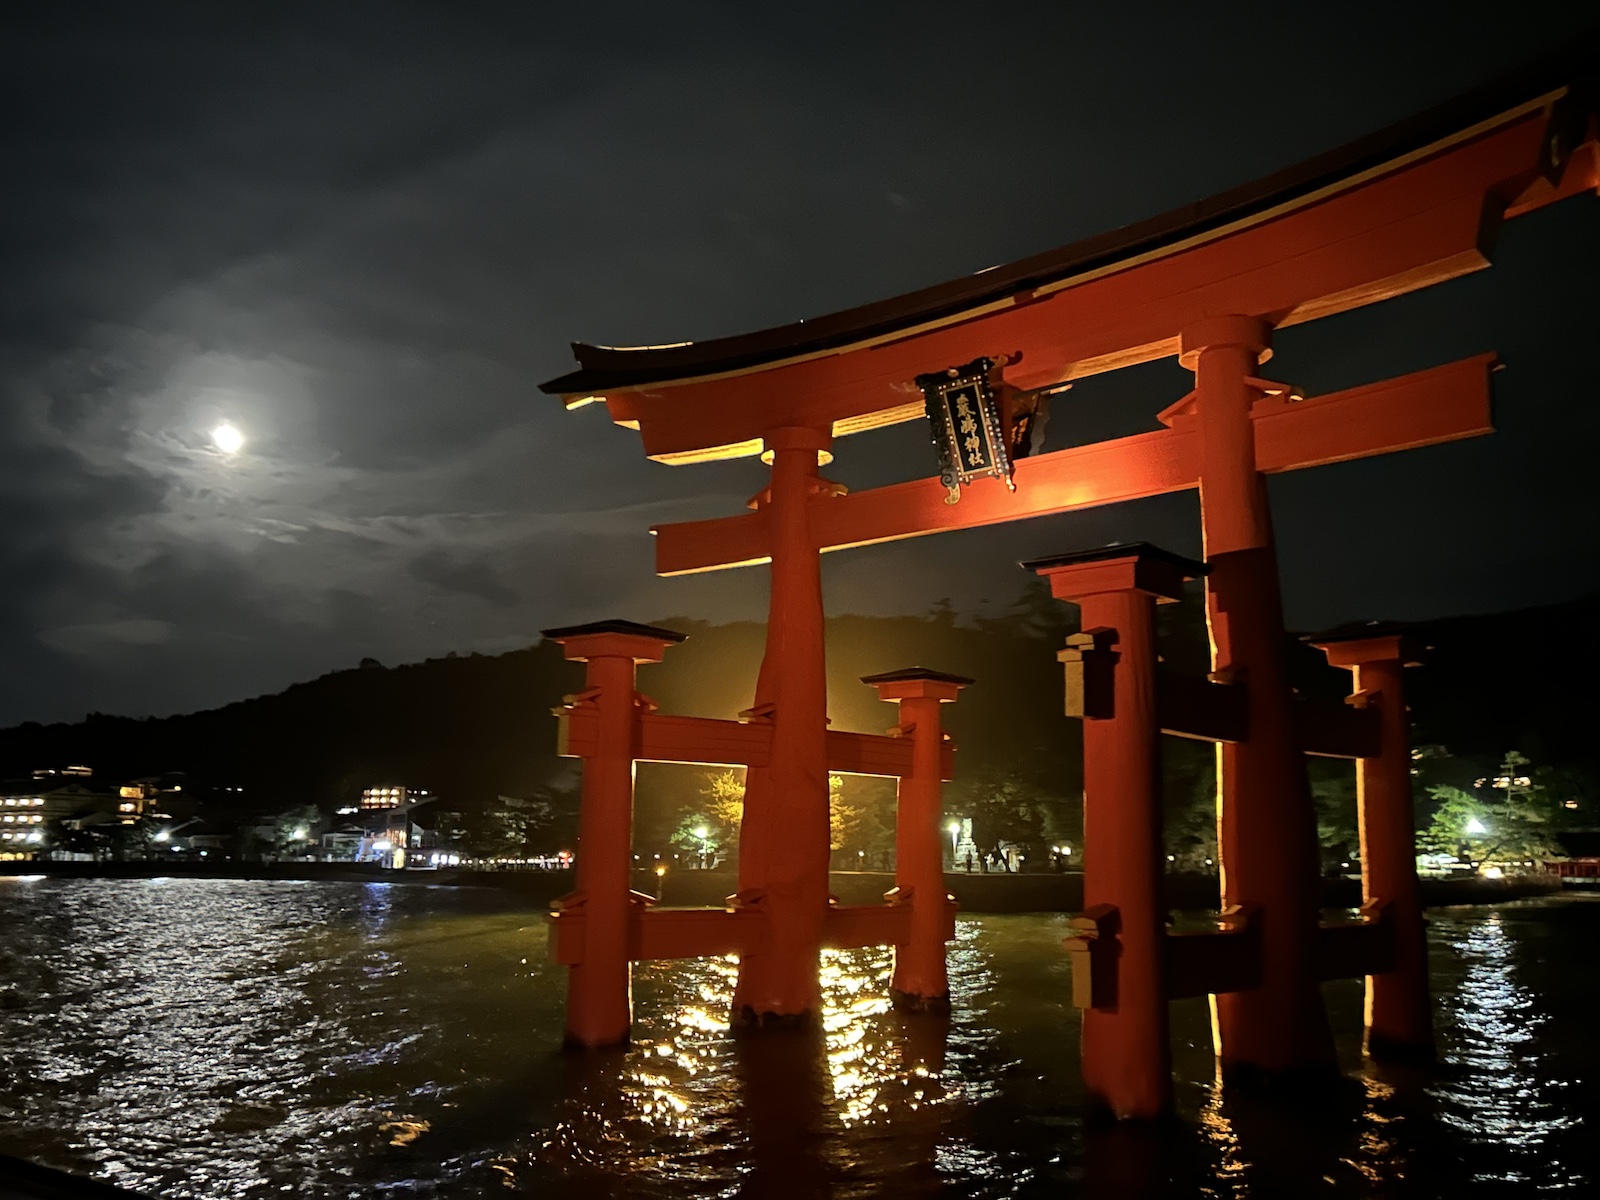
1311, 629, 1434, 1061
863, 667, 972, 1010
1180, 316, 1335, 1080
1027, 544, 1202, 1119
733, 425, 834, 1023
543, 619, 686, 1048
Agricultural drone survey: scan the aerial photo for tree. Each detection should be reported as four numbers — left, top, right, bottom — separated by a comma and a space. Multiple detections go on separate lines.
664, 769, 745, 866
273, 804, 323, 855
1308, 759, 1359, 873
1419, 751, 1563, 873
948, 766, 1070, 872
462, 787, 577, 858
1162, 737, 1217, 872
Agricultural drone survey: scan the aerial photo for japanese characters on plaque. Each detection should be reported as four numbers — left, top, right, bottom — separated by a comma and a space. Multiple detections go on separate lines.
916, 357, 1015, 504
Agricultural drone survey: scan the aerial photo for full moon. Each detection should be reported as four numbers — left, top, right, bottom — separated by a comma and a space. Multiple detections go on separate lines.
211, 422, 245, 455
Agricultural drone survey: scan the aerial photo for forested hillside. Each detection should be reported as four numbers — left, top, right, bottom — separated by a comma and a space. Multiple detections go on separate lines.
2, 585, 1595, 859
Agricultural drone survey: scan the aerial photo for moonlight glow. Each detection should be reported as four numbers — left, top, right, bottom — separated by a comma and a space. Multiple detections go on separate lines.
210, 423, 245, 455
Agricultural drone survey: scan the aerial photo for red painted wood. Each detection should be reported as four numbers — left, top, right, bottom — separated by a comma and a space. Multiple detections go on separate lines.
544, 628, 678, 1048
732, 428, 834, 1022
556, 709, 949, 780
652, 355, 1495, 576
1313, 635, 1435, 1061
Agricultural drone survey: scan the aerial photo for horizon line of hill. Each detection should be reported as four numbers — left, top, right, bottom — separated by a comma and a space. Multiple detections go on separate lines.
1, 587, 1595, 822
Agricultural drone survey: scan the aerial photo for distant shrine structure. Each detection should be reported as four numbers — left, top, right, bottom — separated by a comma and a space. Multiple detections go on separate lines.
538, 48, 1598, 1118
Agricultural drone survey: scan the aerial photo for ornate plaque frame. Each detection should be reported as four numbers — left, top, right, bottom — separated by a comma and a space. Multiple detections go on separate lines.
915, 357, 1016, 503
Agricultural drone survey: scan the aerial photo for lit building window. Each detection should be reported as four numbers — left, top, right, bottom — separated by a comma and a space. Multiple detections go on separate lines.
118, 803, 135, 813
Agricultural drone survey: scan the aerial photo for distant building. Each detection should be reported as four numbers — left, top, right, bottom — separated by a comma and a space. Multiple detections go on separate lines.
1546, 830, 1600, 884
32, 765, 93, 780
353, 798, 460, 868
359, 785, 431, 811
0, 778, 119, 858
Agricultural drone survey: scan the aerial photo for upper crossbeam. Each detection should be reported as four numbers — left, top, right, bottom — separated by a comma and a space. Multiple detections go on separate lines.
653, 354, 1496, 576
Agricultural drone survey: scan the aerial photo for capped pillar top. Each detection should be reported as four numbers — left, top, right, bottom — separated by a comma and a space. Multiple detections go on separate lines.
1023, 542, 1207, 604
1178, 315, 1273, 369
861, 666, 974, 702
1303, 621, 1425, 668
541, 619, 687, 663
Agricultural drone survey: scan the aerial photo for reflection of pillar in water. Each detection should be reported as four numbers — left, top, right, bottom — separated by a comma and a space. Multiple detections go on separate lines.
1083, 1118, 1199, 1200
893, 1009, 952, 1193
734, 1025, 831, 1199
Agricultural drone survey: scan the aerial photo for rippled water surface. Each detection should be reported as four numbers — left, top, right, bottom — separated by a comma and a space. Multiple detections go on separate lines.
0, 879, 1595, 1197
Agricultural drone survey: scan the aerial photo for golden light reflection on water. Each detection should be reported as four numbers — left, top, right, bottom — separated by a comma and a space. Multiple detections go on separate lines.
527, 939, 995, 1194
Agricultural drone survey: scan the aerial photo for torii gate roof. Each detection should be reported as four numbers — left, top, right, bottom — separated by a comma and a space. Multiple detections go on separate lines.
543, 41, 1596, 470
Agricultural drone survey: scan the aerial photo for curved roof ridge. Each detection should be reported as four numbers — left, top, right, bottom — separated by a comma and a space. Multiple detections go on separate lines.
542, 32, 1595, 398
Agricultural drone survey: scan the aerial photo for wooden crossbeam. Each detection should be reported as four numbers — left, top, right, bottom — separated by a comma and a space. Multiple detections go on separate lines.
556, 707, 953, 779
1295, 696, 1382, 760
1163, 909, 1395, 1000
653, 354, 1496, 575
1154, 670, 1381, 758
1157, 672, 1247, 744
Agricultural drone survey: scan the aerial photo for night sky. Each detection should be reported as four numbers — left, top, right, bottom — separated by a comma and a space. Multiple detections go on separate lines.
3, 2, 1596, 729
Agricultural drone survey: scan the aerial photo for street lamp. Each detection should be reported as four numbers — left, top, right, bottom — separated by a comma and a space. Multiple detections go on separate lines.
694, 824, 710, 868
1466, 817, 1488, 835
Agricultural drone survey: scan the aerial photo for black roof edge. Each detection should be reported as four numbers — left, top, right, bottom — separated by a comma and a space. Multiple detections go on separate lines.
1021, 542, 1209, 576
541, 29, 1597, 397
1300, 620, 1417, 644
859, 667, 977, 687
540, 619, 688, 643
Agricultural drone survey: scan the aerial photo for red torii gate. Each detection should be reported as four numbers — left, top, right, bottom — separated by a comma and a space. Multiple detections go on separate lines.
540, 48, 1598, 1116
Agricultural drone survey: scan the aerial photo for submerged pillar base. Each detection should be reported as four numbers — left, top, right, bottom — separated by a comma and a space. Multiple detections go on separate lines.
733, 1005, 818, 1032
890, 988, 951, 1015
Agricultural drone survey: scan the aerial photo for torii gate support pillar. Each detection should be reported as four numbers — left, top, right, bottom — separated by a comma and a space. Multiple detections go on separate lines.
1029, 545, 1202, 1119
1181, 316, 1335, 1080
543, 619, 686, 1048
733, 425, 835, 1024
1311, 631, 1434, 1062
864, 667, 973, 1011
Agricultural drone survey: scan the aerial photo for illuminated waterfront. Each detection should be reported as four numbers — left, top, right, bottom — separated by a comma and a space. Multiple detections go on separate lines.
0, 879, 1594, 1197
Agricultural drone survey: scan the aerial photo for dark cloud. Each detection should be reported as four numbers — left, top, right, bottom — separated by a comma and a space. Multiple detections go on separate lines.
1, 1, 1596, 726
408, 550, 519, 609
